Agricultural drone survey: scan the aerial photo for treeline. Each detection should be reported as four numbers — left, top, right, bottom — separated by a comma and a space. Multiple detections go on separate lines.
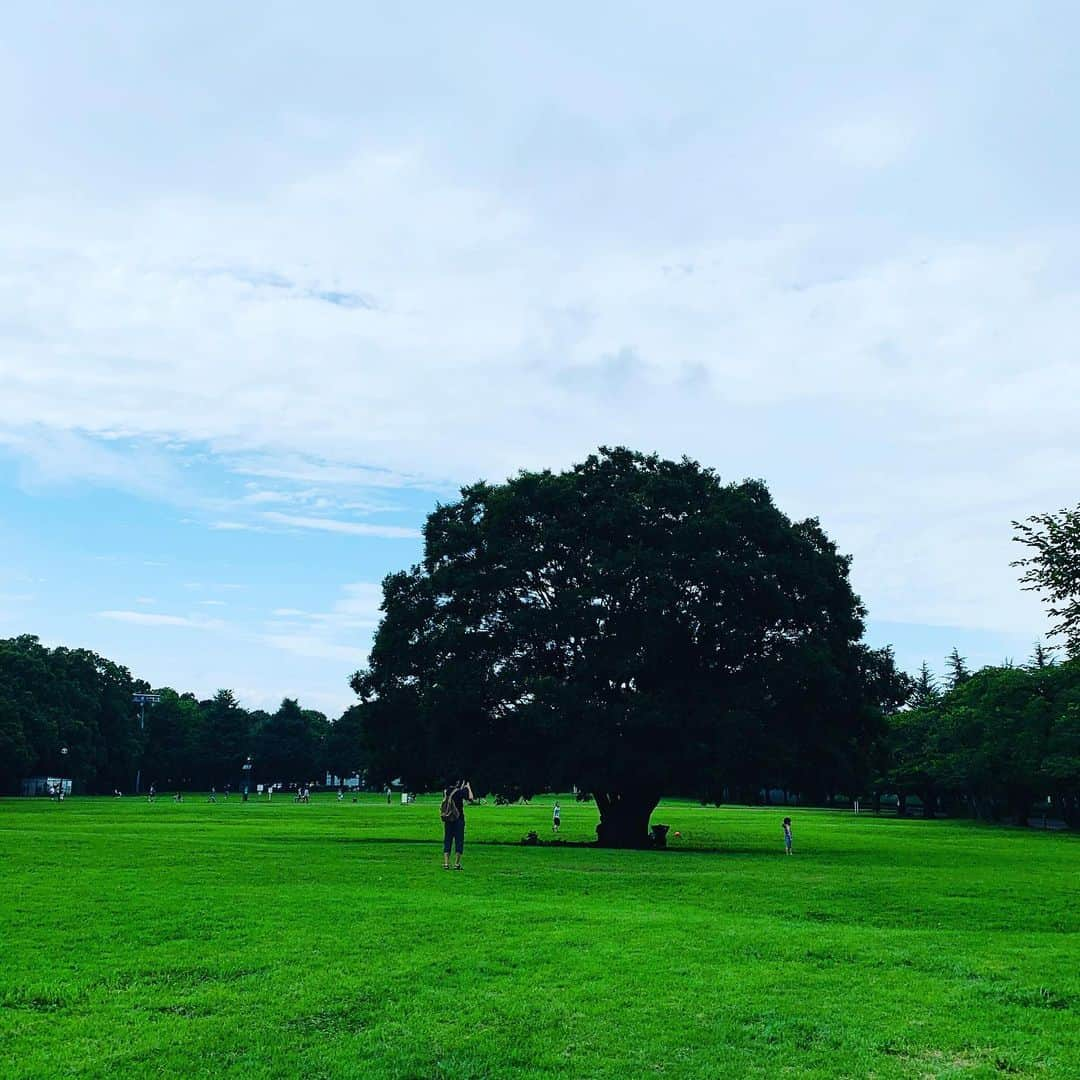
3, 633, 1078, 826
0, 635, 364, 794
881, 649, 1080, 827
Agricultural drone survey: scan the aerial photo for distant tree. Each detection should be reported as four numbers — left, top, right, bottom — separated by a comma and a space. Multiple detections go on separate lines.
882, 704, 939, 817
325, 705, 366, 782
1013, 504, 1080, 658
937, 666, 1055, 824
0, 698, 32, 793
945, 648, 972, 691
254, 698, 325, 785
353, 447, 906, 847
0, 635, 140, 792
911, 662, 941, 709
1029, 642, 1056, 670
142, 689, 202, 790
197, 690, 251, 788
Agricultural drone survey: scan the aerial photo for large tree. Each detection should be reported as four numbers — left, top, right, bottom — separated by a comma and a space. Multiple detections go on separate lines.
352, 448, 905, 847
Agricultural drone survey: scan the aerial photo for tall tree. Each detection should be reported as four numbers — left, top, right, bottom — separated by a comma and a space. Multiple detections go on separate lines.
197, 689, 251, 788
142, 689, 202, 791
352, 448, 904, 847
325, 704, 366, 781
911, 662, 940, 709
1013, 504, 1080, 658
1029, 642, 1056, 670
945, 648, 971, 690
253, 698, 325, 786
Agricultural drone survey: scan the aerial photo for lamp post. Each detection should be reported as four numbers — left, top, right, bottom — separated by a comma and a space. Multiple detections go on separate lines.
132, 692, 161, 795
241, 756, 253, 802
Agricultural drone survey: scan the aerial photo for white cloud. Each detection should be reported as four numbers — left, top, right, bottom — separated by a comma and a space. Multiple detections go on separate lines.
98, 610, 224, 629
2, 89, 1076, 658
260, 582, 382, 670
262, 634, 364, 664
260, 511, 420, 539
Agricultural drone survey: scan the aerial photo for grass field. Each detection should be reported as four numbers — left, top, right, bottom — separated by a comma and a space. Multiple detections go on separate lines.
1, 796, 1077, 1079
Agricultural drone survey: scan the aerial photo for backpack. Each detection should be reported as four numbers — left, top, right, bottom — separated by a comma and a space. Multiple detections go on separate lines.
440, 792, 461, 824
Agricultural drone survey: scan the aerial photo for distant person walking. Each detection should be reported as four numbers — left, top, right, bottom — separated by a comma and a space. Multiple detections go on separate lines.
783, 816, 793, 855
208, 787, 216, 803
147, 785, 156, 803
552, 801, 561, 833
441, 780, 474, 871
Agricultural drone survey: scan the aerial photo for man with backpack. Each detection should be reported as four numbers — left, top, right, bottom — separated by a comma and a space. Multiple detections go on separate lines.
440, 780, 474, 871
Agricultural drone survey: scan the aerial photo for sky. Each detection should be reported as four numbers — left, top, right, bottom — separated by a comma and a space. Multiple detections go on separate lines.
1, 2, 1075, 716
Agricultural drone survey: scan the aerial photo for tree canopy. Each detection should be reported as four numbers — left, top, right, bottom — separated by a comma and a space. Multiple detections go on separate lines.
883, 653, 1080, 827
1013, 504, 1080, 658
352, 448, 907, 846
0, 636, 356, 794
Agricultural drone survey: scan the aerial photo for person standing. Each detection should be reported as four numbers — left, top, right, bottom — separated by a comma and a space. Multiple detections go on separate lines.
441, 780, 474, 871
782, 816, 793, 855
552, 801, 561, 833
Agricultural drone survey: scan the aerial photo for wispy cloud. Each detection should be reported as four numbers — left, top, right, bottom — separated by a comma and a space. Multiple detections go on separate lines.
259, 582, 382, 668
261, 511, 420, 539
98, 610, 224, 629
261, 634, 364, 663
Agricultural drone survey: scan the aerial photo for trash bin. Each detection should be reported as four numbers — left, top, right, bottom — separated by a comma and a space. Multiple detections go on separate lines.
650, 824, 670, 848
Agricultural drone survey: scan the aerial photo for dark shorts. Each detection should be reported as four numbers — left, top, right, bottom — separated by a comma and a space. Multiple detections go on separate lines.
443, 816, 465, 855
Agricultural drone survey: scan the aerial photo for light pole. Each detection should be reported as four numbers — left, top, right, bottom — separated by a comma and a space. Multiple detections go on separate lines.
132, 692, 161, 795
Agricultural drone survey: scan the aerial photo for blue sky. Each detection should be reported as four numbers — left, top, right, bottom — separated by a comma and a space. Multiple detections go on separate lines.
1, 3, 1074, 715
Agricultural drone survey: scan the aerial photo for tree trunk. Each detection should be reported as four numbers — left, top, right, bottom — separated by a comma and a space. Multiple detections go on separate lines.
595, 791, 661, 848
1009, 789, 1032, 828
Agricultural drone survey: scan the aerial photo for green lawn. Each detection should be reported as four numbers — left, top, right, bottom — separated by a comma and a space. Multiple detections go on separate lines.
1, 796, 1077, 1079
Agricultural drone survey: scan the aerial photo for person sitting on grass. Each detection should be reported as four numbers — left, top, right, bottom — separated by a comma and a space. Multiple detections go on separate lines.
783, 816, 793, 855
441, 780, 474, 871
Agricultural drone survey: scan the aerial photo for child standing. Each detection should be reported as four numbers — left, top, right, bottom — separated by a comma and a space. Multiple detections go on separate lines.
782, 816, 793, 855
552, 801, 561, 833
